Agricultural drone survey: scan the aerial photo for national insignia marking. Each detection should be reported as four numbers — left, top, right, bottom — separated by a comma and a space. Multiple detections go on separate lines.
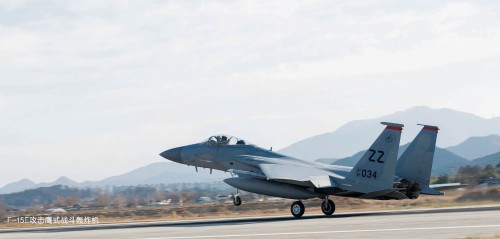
385, 134, 393, 143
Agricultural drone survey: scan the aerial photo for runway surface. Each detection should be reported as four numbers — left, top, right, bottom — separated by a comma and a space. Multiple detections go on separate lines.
2, 205, 500, 239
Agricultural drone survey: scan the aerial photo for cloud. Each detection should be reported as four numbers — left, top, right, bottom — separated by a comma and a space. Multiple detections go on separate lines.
1, 0, 500, 185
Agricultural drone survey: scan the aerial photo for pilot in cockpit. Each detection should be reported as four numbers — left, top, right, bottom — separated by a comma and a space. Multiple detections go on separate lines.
208, 136, 218, 146
236, 139, 246, 145
220, 136, 229, 145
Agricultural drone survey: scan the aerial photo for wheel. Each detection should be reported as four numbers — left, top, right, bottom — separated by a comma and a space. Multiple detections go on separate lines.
321, 199, 335, 215
290, 201, 305, 218
233, 195, 242, 206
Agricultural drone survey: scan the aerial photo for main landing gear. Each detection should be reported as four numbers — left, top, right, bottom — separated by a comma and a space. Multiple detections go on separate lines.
290, 197, 336, 218
291, 201, 305, 218
321, 198, 335, 215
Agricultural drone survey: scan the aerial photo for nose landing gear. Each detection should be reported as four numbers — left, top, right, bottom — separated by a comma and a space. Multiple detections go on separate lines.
231, 190, 242, 206
233, 195, 242, 206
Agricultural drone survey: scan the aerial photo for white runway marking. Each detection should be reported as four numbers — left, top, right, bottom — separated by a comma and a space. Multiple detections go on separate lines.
138, 224, 500, 239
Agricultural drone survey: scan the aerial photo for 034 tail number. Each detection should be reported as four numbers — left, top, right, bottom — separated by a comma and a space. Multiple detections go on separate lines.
356, 168, 377, 179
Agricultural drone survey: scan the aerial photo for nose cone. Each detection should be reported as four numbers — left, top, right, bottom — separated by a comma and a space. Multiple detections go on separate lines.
160, 146, 183, 163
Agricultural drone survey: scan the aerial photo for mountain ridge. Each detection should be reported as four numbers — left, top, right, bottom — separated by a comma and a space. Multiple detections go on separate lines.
446, 134, 500, 160
0, 162, 228, 194
278, 106, 500, 160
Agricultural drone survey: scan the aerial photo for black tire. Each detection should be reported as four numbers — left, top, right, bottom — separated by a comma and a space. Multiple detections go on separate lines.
290, 201, 305, 218
321, 199, 335, 215
233, 195, 242, 206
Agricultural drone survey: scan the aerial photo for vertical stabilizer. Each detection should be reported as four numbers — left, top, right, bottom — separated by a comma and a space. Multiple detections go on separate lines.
342, 122, 403, 193
396, 124, 438, 187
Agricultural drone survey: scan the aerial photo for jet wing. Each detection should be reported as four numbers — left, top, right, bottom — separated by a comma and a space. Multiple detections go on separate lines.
258, 164, 339, 188
231, 155, 342, 188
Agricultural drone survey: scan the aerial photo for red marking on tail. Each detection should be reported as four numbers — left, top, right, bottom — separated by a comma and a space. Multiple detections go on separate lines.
386, 126, 403, 131
423, 126, 439, 132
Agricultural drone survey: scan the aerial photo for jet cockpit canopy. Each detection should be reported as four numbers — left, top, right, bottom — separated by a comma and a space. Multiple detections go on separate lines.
202, 135, 252, 146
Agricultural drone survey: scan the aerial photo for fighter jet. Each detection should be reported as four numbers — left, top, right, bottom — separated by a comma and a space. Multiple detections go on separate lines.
160, 122, 456, 218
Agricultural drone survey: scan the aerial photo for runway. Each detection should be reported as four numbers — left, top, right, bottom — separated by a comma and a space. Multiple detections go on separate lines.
2, 205, 500, 239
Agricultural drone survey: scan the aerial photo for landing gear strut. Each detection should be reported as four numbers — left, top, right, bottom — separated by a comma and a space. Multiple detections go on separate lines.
321, 198, 335, 215
290, 201, 305, 218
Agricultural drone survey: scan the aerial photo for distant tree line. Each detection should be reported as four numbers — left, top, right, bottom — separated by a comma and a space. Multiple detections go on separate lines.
0, 185, 92, 208
433, 163, 500, 186
0, 198, 6, 218
0, 182, 234, 209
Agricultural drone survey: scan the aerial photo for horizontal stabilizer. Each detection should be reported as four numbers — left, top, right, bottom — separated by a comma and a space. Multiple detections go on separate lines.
421, 183, 467, 195
421, 187, 444, 196
428, 183, 467, 191
360, 188, 404, 199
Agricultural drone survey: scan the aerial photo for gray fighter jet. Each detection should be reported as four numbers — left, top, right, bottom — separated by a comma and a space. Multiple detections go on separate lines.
160, 122, 458, 218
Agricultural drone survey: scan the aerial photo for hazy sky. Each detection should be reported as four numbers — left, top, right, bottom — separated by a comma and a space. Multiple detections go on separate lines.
1, 0, 500, 186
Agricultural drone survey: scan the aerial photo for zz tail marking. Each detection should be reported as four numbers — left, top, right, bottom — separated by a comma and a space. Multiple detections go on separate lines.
368, 149, 385, 163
